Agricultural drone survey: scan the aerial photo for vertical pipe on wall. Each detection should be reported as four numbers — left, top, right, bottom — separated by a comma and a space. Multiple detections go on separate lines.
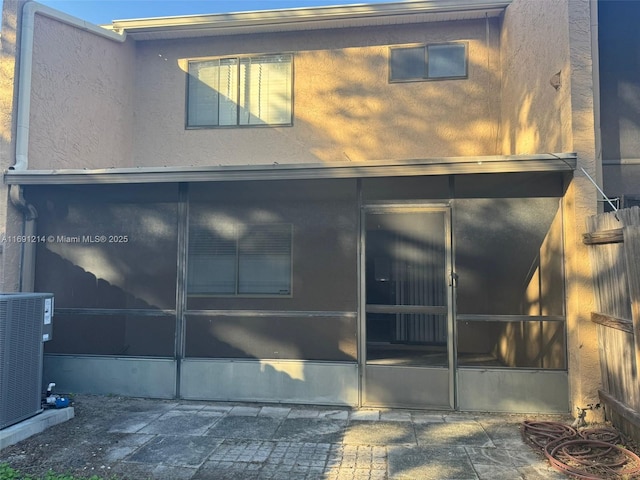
8, 185, 37, 292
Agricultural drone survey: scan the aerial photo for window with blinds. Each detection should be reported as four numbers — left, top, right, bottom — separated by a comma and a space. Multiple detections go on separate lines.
187, 223, 293, 296
187, 54, 293, 127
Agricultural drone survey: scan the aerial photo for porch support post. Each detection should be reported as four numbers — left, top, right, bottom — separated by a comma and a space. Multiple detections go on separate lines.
563, 0, 602, 420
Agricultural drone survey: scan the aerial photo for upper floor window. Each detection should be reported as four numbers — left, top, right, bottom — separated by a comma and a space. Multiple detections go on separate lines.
187, 54, 293, 128
389, 43, 467, 82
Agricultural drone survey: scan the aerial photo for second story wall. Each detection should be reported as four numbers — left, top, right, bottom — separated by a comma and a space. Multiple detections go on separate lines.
500, 0, 572, 155
132, 18, 502, 168
28, 15, 136, 170
25, 11, 502, 171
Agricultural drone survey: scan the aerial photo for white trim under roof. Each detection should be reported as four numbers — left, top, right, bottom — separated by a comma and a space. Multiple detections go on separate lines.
5, 154, 576, 185
106, 0, 512, 40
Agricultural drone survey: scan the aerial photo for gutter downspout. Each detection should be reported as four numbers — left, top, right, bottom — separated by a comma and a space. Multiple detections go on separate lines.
9, 1, 126, 291
9, 185, 37, 291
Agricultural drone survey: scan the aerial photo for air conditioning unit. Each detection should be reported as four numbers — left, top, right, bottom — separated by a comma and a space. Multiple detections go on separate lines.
0, 293, 54, 429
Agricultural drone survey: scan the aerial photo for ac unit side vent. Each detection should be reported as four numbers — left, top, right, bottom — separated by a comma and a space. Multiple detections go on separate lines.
0, 294, 52, 430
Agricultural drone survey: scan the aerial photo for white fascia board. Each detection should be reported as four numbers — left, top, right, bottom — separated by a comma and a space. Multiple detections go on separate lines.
4, 153, 576, 186
107, 0, 512, 38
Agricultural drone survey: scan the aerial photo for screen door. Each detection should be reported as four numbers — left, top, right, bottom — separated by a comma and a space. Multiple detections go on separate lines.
361, 206, 454, 409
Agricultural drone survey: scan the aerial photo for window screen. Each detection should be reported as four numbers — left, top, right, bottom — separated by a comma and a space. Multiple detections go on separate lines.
188, 54, 292, 127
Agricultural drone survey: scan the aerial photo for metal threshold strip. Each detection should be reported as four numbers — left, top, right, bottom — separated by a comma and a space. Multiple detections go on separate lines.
5, 153, 577, 186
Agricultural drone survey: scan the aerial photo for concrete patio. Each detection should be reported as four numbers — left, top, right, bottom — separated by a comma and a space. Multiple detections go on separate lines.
0, 395, 568, 480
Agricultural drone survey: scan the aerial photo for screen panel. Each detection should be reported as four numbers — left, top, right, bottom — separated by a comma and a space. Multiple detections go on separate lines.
185, 314, 357, 361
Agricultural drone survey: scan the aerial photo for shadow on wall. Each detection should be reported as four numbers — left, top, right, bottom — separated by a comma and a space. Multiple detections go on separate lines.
29, 177, 570, 389
7, 3, 500, 171
499, 0, 569, 156
14, 5, 574, 168
29, 184, 179, 357
290, 37, 502, 162
36, 249, 177, 357
28, 181, 358, 368
26, 12, 570, 168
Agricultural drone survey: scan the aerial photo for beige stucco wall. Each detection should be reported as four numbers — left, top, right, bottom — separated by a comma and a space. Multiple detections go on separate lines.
502, 0, 600, 417
500, 0, 571, 154
28, 15, 136, 170
566, 0, 602, 419
23, 17, 502, 170
131, 19, 502, 167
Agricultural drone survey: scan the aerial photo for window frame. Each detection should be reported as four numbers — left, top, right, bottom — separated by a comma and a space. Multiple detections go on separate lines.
186, 53, 294, 129
389, 42, 468, 83
187, 222, 294, 298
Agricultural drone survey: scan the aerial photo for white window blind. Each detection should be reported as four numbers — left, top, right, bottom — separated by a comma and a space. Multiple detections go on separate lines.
218, 58, 240, 126
188, 54, 292, 127
239, 56, 292, 125
238, 224, 292, 294
187, 223, 292, 296
187, 224, 237, 294
188, 59, 239, 127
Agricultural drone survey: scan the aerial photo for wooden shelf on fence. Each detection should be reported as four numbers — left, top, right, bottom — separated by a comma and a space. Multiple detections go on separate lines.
591, 312, 634, 334
583, 228, 623, 245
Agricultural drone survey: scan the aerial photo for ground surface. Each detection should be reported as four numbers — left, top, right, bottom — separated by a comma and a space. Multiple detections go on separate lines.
0, 395, 632, 480
0, 395, 175, 479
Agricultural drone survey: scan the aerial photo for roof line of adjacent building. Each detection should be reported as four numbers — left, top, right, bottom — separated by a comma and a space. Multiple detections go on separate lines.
106, 0, 512, 38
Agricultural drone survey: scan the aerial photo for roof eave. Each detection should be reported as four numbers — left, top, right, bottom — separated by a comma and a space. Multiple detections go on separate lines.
106, 0, 512, 39
5, 153, 576, 186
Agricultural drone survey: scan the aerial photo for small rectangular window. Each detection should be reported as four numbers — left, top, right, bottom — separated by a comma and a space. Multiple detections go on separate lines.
188, 223, 292, 296
390, 43, 467, 82
187, 54, 293, 128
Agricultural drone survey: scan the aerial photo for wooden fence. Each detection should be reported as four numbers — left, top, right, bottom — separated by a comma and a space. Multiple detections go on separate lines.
584, 206, 640, 442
